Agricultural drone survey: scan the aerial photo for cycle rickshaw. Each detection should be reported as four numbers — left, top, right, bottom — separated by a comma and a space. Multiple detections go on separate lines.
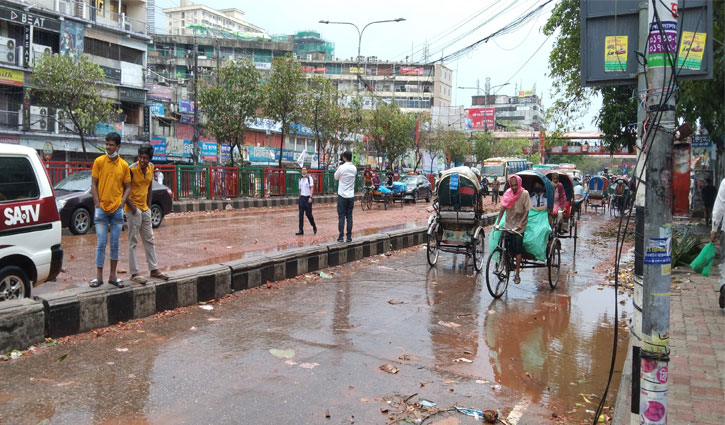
426, 167, 486, 271
586, 175, 609, 214
545, 170, 578, 255
361, 182, 404, 210
610, 177, 630, 217
486, 170, 562, 299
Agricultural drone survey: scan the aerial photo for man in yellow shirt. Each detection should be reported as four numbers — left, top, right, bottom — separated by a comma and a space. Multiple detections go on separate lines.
126, 144, 168, 284
90, 132, 131, 288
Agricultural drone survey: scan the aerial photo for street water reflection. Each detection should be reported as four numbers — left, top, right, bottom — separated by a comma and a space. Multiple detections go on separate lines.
1, 213, 630, 424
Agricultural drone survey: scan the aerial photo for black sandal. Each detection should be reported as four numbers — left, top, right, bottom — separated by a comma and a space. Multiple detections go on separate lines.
89, 278, 102, 288
108, 278, 125, 288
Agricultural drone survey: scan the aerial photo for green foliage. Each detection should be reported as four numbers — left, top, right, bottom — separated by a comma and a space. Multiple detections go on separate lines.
444, 131, 472, 164
263, 56, 306, 167
198, 59, 261, 166
672, 228, 701, 267
421, 124, 446, 172
542, 0, 592, 131
362, 101, 416, 165
31, 54, 118, 155
302, 77, 354, 168
494, 138, 529, 157
597, 86, 638, 152
472, 132, 495, 165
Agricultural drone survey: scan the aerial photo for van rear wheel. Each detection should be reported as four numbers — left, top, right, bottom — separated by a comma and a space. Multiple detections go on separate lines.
0, 266, 29, 301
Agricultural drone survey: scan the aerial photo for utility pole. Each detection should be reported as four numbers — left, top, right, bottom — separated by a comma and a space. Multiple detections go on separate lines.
630, 2, 649, 423
639, 0, 676, 423
192, 38, 200, 165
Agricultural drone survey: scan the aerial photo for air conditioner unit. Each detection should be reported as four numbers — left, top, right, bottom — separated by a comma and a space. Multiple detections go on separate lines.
30, 106, 49, 131
0, 36, 17, 65
31, 44, 52, 64
124, 22, 132, 31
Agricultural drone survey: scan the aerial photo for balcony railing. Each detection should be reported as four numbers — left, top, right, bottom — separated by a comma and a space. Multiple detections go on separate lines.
56, 0, 147, 36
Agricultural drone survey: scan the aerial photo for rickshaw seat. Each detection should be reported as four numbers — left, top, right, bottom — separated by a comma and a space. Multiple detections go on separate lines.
439, 208, 477, 225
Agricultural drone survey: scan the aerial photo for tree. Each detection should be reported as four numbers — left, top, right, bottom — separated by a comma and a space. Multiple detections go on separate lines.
421, 124, 446, 173
596, 86, 638, 153
494, 138, 530, 157
472, 132, 495, 166
445, 130, 472, 164
198, 59, 261, 166
302, 77, 352, 169
31, 54, 118, 157
363, 101, 416, 167
263, 56, 306, 167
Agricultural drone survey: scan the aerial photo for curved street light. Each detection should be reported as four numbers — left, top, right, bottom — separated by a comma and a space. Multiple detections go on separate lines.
319, 18, 405, 60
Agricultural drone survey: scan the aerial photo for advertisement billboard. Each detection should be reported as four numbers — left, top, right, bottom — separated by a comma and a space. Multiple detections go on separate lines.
465, 107, 495, 130
399, 66, 423, 76
179, 100, 194, 115
150, 137, 167, 162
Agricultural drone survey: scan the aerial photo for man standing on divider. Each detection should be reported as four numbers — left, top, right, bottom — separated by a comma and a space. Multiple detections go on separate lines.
126, 144, 169, 284
335, 151, 357, 243
90, 132, 130, 288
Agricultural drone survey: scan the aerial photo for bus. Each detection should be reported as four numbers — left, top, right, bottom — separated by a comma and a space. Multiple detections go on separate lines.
482, 157, 529, 192
533, 163, 559, 170
557, 163, 582, 181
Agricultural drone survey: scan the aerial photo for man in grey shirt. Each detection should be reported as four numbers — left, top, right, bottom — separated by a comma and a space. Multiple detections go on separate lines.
334, 151, 357, 242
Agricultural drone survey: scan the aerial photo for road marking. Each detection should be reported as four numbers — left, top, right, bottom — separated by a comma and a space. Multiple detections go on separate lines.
506, 397, 531, 425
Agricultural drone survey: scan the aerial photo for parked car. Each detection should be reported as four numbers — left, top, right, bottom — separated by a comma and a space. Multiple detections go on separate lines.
398, 174, 432, 203
54, 170, 173, 235
0, 144, 63, 300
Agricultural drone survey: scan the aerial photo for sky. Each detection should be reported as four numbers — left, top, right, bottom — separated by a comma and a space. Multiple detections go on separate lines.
153, 0, 602, 131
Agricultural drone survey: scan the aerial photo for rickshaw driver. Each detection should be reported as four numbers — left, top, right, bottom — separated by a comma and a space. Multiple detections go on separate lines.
496, 175, 532, 284
613, 179, 626, 211
363, 165, 373, 188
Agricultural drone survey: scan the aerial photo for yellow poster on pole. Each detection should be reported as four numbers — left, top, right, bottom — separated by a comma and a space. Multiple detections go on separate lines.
677, 31, 706, 70
604, 36, 628, 72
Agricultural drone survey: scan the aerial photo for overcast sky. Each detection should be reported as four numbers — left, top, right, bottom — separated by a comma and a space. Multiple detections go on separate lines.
154, 0, 602, 131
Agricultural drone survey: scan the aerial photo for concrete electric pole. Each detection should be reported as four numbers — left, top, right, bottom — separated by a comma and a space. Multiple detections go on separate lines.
639, 1, 677, 423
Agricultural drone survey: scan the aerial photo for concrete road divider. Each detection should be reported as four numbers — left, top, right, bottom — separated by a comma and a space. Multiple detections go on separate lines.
1, 225, 431, 352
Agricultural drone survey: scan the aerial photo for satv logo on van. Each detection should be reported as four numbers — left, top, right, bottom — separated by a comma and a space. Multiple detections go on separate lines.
3, 204, 40, 226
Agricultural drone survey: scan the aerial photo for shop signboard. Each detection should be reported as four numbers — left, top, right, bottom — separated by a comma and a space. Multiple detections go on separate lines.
148, 85, 172, 102
179, 99, 194, 114
150, 136, 166, 161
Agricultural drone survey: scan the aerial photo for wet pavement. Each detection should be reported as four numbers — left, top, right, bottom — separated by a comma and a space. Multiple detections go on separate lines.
2, 211, 631, 424
39, 201, 441, 295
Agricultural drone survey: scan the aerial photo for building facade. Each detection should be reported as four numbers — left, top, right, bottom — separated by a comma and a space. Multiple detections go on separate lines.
298, 58, 453, 113
470, 90, 545, 131
0, 0, 150, 160
164, 0, 265, 37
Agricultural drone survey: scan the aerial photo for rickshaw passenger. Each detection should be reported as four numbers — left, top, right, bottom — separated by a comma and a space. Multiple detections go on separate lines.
531, 180, 548, 211
497, 175, 532, 285
371, 172, 381, 188
550, 173, 568, 232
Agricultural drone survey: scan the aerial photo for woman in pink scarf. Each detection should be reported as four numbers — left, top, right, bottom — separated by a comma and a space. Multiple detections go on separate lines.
496, 175, 531, 284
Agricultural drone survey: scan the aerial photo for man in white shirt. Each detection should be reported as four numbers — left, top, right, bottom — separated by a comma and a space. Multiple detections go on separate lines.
334, 151, 357, 242
296, 167, 317, 236
709, 177, 725, 308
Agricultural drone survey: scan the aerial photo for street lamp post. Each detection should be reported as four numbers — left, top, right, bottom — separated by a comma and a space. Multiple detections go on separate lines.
319, 18, 405, 93
319, 17, 405, 163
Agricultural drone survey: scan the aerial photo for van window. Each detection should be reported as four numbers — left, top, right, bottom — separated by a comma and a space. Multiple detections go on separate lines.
0, 157, 40, 202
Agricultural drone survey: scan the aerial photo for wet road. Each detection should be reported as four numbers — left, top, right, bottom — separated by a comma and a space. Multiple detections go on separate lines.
2, 212, 631, 424
39, 201, 443, 295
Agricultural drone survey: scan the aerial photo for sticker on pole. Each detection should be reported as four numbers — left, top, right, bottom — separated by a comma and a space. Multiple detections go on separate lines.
644, 237, 671, 265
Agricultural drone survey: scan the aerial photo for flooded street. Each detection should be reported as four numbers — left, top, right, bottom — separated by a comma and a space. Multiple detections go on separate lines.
1, 211, 631, 424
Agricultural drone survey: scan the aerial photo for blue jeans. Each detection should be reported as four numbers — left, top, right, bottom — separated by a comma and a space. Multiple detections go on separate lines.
95, 206, 124, 268
337, 195, 354, 239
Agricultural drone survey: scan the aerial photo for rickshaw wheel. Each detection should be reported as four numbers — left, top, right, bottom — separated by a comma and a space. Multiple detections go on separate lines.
486, 247, 509, 298
361, 191, 371, 211
427, 224, 441, 267
472, 227, 485, 272
366, 193, 373, 210
547, 239, 561, 288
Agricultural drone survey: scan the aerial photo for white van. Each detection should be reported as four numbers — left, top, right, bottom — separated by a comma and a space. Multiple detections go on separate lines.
0, 144, 63, 300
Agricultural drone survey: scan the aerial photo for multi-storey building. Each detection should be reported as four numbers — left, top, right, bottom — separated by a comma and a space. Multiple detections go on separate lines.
0, 0, 150, 160
470, 89, 546, 131
164, 0, 264, 37
298, 58, 453, 113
